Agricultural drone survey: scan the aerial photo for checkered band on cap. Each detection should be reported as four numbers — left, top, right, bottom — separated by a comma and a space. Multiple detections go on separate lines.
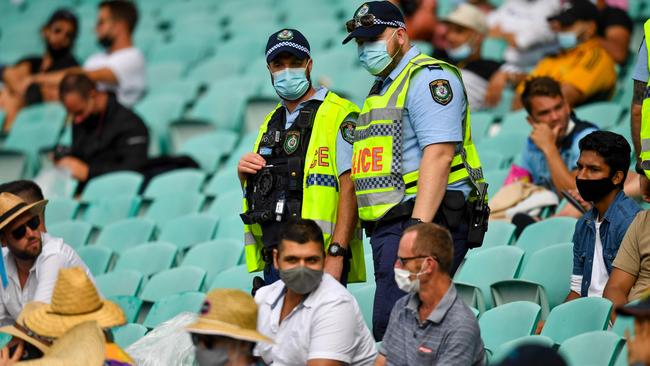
372, 19, 406, 28
265, 41, 310, 58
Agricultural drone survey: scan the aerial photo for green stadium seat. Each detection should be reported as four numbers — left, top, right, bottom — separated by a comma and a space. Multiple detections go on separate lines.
0, 151, 26, 183
207, 190, 243, 220
112, 323, 147, 349
491, 243, 573, 318
96, 270, 144, 297
476, 131, 529, 161
95, 218, 155, 254
558, 331, 623, 366
480, 37, 509, 62
611, 301, 638, 338
77, 246, 113, 276
483, 221, 516, 248
177, 131, 238, 172
479, 150, 509, 170
490, 335, 555, 364
81, 172, 143, 202
143, 169, 206, 199
145, 79, 201, 106
499, 109, 529, 133
108, 296, 143, 324
158, 214, 218, 251
470, 307, 480, 318
148, 40, 208, 67
479, 301, 541, 352
209, 264, 258, 293
454, 246, 524, 313
470, 111, 494, 144
145, 61, 186, 89
81, 195, 141, 228
44, 198, 79, 225
575, 102, 624, 129
135, 94, 185, 154
516, 217, 577, 266
12, 103, 66, 128
204, 170, 240, 197
142, 291, 206, 329
186, 57, 245, 86
140, 266, 206, 303
113, 242, 178, 278
614, 344, 628, 366
180, 240, 243, 286
349, 283, 375, 331
3, 117, 64, 176
541, 297, 613, 344
214, 215, 244, 241
48, 220, 92, 249
144, 192, 205, 227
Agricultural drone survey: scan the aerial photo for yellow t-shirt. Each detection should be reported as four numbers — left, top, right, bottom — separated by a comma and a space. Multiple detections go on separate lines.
519, 39, 616, 101
613, 210, 650, 302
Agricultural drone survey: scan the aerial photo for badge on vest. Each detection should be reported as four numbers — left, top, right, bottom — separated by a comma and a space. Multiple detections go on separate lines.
283, 131, 300, 155
340, 121, 356, 144
430, 79, 453, 105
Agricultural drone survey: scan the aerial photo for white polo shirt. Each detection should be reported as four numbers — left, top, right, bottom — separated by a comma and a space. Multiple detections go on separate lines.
84, 47, 146, 107
255, 274, 377, 366
0, 233, 94, 326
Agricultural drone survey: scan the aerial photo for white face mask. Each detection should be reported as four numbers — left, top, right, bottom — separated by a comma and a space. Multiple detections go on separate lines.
394, 264, 427, 293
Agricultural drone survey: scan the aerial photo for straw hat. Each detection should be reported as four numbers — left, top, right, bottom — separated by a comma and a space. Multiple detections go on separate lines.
0, 193, 47, 232
22, 267, 125, 338
18, 321, 105, 366
0, 303, 53, 354
186, 289, 272, 344
443, 3, 488, 35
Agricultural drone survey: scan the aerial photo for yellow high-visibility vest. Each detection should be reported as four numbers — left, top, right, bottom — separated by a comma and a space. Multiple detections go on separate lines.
639, 19, 650, 178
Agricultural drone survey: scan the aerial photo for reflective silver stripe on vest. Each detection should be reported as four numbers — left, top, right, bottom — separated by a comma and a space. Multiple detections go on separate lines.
358, 108, 403, 127
642, 160, 650, 170
642, 138, 650, 153
356, 190, 405, 208
313, 219, 334, 237
244, 232, 256, 245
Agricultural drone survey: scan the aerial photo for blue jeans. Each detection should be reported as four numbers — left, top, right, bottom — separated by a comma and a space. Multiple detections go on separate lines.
370, 218, 469, 340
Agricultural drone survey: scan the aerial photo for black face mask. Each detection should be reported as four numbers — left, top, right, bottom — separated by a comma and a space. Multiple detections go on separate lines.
98, 35, 114, 49
576, 177, 617, 202
46, 43, 70, 59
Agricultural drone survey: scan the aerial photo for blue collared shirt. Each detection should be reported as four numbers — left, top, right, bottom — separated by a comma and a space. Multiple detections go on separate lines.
375, 46, 472, 199
572, 190, 641, 297
281, 87, 356, 176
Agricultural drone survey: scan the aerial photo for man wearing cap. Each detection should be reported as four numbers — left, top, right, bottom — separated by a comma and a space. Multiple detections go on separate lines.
616, 291, 650, 366
238, 29, 364, 286
187, 289, 271, 366
510, 0, 616, 109
342, 1, 488, 340
0, 192, 93, 327
436, 3, 502, 111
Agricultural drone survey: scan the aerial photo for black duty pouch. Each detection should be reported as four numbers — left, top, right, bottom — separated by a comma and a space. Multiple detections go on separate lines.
467, 183, 490, 248
436, 190, 467, 230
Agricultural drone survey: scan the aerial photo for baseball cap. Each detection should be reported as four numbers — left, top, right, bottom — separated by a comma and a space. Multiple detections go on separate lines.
443, 3, 488, 35
616, 290, 650, 317
547, 0, 599, 27
342, 1, 406, 45
265, 29, 310, 64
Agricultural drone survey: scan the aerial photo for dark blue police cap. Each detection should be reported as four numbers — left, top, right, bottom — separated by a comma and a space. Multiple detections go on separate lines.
342, 1, 406, 45
265, 29, 311, 63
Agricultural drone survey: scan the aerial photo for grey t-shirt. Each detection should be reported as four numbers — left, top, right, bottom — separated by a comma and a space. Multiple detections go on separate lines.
380, 285, 485, 366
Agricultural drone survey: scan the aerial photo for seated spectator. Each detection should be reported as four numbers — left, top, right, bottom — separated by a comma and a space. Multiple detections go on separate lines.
436, 3, 502, 111
377, 223, 484, 366
615, 291, 650, 366
0, 303, 52, 361
565, 131, 640, 302
255, 219, 376, 366
187, 289, 272, 366
0, 180, 48, 231
512, 0, 617, 108
594, 0, 632, 64
603, 211, 650, 312
0, 8, 79, 131
55, 73, 148, 184
35, 0, 146, 107
0, 193, 93, 326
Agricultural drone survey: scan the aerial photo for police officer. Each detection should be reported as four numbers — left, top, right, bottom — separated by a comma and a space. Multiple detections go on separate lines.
343, 1, 488, 340
238, 29, 365, 286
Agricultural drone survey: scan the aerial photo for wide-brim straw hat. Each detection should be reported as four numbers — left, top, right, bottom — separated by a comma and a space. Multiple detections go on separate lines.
0, 193, 47, 232
0, 303, 53, 354
18, 321, 105, 366
22, 267, 125, 338
186, 289, 272, 344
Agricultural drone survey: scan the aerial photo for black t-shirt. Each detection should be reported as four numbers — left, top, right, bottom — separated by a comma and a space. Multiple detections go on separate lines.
17, 52, 78, 74
598, 6, 633, 36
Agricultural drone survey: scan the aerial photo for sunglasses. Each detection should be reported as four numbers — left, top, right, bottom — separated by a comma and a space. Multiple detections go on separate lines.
396, 255, 438, 267
346, 14, 379, 33
11, 216, 40, 241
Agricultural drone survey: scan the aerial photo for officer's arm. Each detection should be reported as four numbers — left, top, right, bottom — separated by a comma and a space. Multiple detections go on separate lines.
632, 79, 645, 158
331, 171, 358, 250
412, 143, 455, 222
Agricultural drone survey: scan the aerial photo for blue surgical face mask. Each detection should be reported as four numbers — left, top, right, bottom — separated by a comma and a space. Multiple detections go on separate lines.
557, 31, 578, 50
358, 30, 400, 75
272, 66, 310, 101
448, 42, 472, 62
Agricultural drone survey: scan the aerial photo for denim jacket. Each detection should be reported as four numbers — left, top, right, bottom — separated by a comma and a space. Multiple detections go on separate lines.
572, 191, 641, 297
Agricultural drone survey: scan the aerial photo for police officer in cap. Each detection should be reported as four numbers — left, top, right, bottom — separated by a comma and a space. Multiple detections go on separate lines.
343, 1, 489, 340
238, 29, 365, 287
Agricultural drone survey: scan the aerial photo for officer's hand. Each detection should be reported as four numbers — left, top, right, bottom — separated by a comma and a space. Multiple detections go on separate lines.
640, 173, 650, 203
324, 255, 344, 282
237, 153, 266, 176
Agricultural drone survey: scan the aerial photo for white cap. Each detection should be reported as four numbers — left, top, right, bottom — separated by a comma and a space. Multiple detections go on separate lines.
443, 3, 488, 35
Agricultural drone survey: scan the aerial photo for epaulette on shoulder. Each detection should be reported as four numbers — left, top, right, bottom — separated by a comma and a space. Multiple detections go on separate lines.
425, 64, 443, 70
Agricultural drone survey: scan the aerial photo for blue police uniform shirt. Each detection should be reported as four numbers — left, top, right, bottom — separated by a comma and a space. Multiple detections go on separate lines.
281, 86, 355, 176
632, 37, 648, 83
376, 46, 472, 199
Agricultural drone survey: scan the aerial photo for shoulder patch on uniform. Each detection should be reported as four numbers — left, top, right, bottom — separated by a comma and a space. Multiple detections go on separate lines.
340, 121, 356, 144
429, 79, 453, 106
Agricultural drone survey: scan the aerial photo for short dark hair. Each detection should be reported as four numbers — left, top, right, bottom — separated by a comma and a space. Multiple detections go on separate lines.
59, 73, 96, 100
278, 219, 325, 254
403, 223, 454, 275
44, 8, 79, 41
99, 0, 138, 33
0, 180, 44, 203
579, 131, 631, 188
521, 76, 564, 115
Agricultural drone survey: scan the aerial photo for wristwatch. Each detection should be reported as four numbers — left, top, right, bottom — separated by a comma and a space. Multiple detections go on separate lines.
405, 217, 424, 228
327, 242, 348, 257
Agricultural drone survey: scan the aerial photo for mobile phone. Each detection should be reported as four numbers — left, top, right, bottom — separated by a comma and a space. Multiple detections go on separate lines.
561, 190, 587, 214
